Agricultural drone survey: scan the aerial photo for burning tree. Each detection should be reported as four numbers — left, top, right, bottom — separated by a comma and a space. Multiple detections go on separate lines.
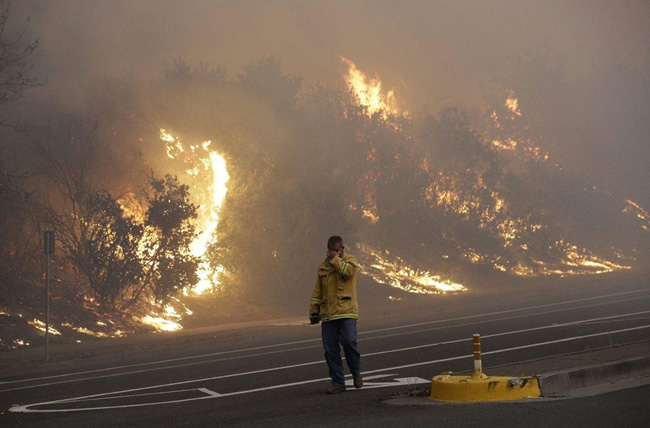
124, 174, 199, 308
69, 189, 143, 306
24, 112, 199, 310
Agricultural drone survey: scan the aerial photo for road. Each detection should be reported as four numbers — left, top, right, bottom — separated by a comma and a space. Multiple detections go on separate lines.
1, 284, 650, 427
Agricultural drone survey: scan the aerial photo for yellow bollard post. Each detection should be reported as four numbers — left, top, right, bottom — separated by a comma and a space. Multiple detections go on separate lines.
429, 333, 540, 402
471, 334, 487, 379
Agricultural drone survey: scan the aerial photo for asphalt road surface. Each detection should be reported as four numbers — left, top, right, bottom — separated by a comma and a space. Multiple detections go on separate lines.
2, 284, 650, 427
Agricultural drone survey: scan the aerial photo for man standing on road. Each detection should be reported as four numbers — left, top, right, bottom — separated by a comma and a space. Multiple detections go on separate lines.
309, 236, 363, 394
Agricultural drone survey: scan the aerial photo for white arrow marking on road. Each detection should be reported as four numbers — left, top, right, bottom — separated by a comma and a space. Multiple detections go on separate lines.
344, 374, 429, 389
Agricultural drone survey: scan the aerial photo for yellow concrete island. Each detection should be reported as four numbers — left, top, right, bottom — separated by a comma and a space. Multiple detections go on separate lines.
429, 334, 541, 402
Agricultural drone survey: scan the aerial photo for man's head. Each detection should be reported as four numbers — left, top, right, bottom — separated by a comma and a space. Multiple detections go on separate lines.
327, 235, 345, 256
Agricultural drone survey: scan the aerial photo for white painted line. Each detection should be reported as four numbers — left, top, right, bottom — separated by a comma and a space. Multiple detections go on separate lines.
0, 290, 650, 392
7, 374, 406, 412
351, 309, 650, 358
8, 395, 217, 413
198, 388, 222, 397
2, 308, 649, 393
58, 388, 201, 403
361, 288, 650, 335
10, 323, 650, 413
0, 344, 321, 393
360, 294, 650, 341
0, 289, 649, 385
361, 324, 650, 376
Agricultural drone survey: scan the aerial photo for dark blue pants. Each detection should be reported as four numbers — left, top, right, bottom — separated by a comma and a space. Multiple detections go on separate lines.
321, 318, 361, 385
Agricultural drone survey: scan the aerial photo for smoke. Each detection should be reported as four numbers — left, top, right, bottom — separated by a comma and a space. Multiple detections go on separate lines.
7, 0, 648, 201
1, 0, 649, 335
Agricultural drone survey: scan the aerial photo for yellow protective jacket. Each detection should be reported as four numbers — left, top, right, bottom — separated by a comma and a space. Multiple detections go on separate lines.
309, 254, 360, 322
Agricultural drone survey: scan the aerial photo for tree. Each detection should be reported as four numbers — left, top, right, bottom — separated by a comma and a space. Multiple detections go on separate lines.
123, 174, 199, 308
0, 0, 43, 304
0, 151, 39, 302
237, 56, 302, 110
26, 112, 198, 309
0, 0, 41, 112
74, 190, 143, 305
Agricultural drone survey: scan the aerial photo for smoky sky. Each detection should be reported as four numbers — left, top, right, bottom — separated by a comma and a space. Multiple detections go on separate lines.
12, 0, 649, 108
8, 0, 650, 205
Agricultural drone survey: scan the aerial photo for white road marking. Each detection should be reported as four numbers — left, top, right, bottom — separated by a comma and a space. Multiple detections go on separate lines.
2, 308, 648, 393
8, 324, 650, 413
60, 388, 202, 403
345, 375, 430, 389
362, 309, 650, 358
361, 288, 650, 335
2, 288, 646, 387
360, 294, 650, 340
198, 388, 222, 397
362, 324, 650, 375
0, 293, 650, 392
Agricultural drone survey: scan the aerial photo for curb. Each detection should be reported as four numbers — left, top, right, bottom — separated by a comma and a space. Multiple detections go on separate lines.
540, 355, 650, 397
387, 354, 650, 406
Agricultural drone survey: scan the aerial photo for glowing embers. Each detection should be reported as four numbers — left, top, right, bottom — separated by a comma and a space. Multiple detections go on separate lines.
489, 89, 549, 162
59, 322, 125, 338
159, 128, 229, 295
341, 57, 398, 119
28, 318, 61, 336
9, 339, 30, 349
623, 199, 650, 231
458, 239, 631, 277
521, 240, 630, 276
433, 174, 629, 277
357, 244, 466, 294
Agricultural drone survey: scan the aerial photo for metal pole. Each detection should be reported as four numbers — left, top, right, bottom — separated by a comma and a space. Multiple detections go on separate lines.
45, 235, 50, 363
473, 334, 482, 374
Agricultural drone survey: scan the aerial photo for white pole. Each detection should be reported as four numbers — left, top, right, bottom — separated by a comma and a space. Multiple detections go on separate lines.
473, 334, 482, 374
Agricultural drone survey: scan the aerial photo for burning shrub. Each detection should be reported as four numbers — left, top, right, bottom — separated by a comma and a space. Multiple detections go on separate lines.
130, 174, 199, 306
74, 189, 143, 306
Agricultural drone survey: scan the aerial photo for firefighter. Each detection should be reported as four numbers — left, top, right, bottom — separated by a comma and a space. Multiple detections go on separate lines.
309, 235, 363, 394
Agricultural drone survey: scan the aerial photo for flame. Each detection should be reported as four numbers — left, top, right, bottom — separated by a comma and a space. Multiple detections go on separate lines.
341, 57, 397, 118
61, 322, 112, 338
357, 243, 466, 294
28, 318, 61, 336
139, 298, 193, 332
140, 314, 182, 332
505, 91, 522, 116
191, 150, 230, 294
431, 177, 630, 276
489, 89, 550, 162
159, 129, 230, 295
140, 303, 183, 332
510, 241, 631, 277
361, 205, 380, 224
